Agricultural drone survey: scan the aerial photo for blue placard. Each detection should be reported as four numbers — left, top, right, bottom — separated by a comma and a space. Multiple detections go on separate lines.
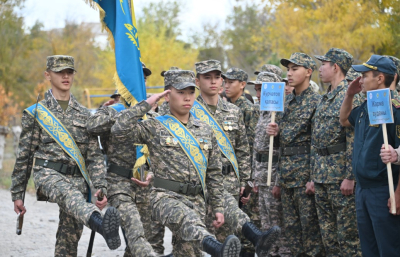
367, 88, 393, 125
260, 82, 285, 112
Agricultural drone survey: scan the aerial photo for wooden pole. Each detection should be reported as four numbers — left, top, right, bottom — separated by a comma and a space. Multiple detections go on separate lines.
267, 111, 276, 186
382, 123, 396, 214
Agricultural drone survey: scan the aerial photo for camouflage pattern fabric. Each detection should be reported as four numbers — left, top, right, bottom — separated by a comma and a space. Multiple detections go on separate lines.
11, 90, 106, 254
281, 187, 325, 256
195, 59, 222, 74
280, 52, 317, 71
314, 183, 361, 256
142, 62, 152, 76
345, 67, 361, 82
161, 66, 181, 77
46, 55, 76, 72
254, 72, 281, 84
311, 80, 361, 255
111, 101, 225, 255
254, 64, 283, 79
87, 107, 162, 256
164, 70, 196, 90
158, 101, 169, 116
222, 67, 249, 82
315, 48, 354, 72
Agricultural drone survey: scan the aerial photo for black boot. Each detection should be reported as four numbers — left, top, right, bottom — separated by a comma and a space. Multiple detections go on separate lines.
242, 222, 281, 257
88, 207, 121, 250
202, 235, 241, 257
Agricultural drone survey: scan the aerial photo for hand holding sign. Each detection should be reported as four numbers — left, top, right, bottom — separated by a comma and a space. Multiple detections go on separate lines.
367, 88, 396, 214
261, 82, 285, 186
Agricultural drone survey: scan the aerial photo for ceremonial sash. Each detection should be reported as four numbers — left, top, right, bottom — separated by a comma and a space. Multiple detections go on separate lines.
155, 115, 207, 196
25, 103, 92, 192
109, 103, 126, 112
191, 101, 240, 180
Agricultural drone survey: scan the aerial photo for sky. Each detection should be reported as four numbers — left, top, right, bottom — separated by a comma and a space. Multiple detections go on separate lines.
18, 0, 237, 40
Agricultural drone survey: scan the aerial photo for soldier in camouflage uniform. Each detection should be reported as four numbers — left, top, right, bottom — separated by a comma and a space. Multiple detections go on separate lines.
223, 67, 261, 256
253, 72, 291, 257
312, 48, 361, 256
194, 60, 280, 257
384, 55, 400, 100
254, 65, 284, 105
111, 70, 245, 257
87, 63, 167, 257
267, 53, 325, 256
11, 55, 121, 256
158, 67, 181, 115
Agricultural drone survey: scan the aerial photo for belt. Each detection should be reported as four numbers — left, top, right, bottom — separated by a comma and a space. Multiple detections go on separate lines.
154, 177, 203, 196
256, 153, 279, 163
107, 163, 133, 179
35, 158, 82, 177
315, 142, 346, 156
222, 165, 233, 175
280, 145, 310, 156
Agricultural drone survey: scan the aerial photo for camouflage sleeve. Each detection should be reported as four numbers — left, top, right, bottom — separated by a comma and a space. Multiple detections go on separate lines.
206, 131, 225, 214
235, 111, 251, 187
10, 111, 39, 201
86, 134, 107, 194
111, 101, 152, 143
87, 106, 117, 136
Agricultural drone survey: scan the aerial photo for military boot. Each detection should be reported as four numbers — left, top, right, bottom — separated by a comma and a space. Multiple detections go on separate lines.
242, 223, 281, 257
202, 235, 241, 257
88, 207, 121, 250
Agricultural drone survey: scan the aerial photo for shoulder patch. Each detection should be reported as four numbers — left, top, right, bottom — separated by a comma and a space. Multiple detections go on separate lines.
392, 98, 400, 109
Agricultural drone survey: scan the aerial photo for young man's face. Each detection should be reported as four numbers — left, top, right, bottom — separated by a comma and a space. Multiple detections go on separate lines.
360, 71, 382, 93
196, 71, 223, 96
287, 63, 310, 87
284, 81, 294, 95
254, 84, 262, 102
165, 87, 196, 116
45, 69, 75, 92
318, 61, 335, 83
224, 78, 245, 99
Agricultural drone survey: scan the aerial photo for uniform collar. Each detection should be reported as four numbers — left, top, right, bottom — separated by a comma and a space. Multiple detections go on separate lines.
45, 89, 82, 113
324, 79, 347, 100
196, 95, 229, 114
164, 111, 201, 128
286, 85, 313, 103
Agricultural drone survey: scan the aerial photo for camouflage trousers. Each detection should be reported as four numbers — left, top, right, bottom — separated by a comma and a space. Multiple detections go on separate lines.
33, 167, 99, 256
136, 186, 165, 255
281, 187, 325, 257
206, 190, 250, 242
259, 185, 291, 256
314, 183, 361, 257
241, 190, 261, 254
151, 191, 212, 257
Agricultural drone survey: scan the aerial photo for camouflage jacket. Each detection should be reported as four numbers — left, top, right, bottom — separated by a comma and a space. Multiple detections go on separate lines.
253, 111, 280, 186
311, 80, 360, 183
111, 101, 225, 214
196, 95, 251, 196
158, 101, 169, 116
276, 86, 321, 188
87, 106, 157, 202
11, 90, 106, 201
229, 93, 259, 166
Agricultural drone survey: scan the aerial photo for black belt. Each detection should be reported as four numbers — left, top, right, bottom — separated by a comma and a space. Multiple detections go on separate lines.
315, 142, 346, 156
154, 177, 203, 196
280, 145, 310, 156
35, 158, 82, 177
107, 163, 133, 179
256, 153, 279, 163
222, 165, 233, 175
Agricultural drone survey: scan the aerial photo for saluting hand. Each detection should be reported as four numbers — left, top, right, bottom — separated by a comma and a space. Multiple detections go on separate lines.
380, 144, 398, 164
146, 90, 171, 106
346, 76, 362, 96
266, 122, 279, 137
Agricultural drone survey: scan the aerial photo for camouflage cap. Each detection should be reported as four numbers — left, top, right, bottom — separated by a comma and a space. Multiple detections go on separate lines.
247, 81, 256, 85
110, 90, 120, 99
280, 53, 317, 71
142, 62, 152, 76
314, 48, 353, 72
282, 77, 288, 82
254, 72, 281, 84
222, 67, 248, 82
383, 55, 400, 76
164, 70, 196, 90
254, 64, 283, 79
161, 66, 180, 77
46, 55, 76, 72
345, 67, 361, 81
195, 59, 222, 74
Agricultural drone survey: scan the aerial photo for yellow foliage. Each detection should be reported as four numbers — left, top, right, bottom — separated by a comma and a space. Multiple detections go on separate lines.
0, 85, 19, 126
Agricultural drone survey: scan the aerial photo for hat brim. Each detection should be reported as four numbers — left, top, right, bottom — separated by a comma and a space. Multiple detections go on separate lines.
254, 71, 260, 75
221, 74, 238, 80
314, 55, 332, 62
281, 58, 305, 68
352, 65, 372, 73
172, 82, 196, 90
50, 67, 77, 72
110, 94, 121, 99
247, 81, 256, 85
197, 68, 222, 74
143, 68, 152, 76
160, 71, 166, 77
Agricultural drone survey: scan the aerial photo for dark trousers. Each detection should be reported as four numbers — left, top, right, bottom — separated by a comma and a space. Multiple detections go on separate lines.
356, 184, 400, 257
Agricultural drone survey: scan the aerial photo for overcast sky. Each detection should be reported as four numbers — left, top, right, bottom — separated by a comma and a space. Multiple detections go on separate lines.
18, 0, 238, 40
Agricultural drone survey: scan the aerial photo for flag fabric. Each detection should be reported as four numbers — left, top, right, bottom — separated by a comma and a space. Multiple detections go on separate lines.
86, 0, 148, 174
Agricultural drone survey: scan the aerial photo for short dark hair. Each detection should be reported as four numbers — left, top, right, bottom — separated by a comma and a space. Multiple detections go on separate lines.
330, 62, 347, 76
164, 85, 172, 90
372, 71, 395, 88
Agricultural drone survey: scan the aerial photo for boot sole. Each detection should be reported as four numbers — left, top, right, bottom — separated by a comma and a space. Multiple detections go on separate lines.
256, 226, 281, 257
222, 235, 241, 257
103, 207, 121, 250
